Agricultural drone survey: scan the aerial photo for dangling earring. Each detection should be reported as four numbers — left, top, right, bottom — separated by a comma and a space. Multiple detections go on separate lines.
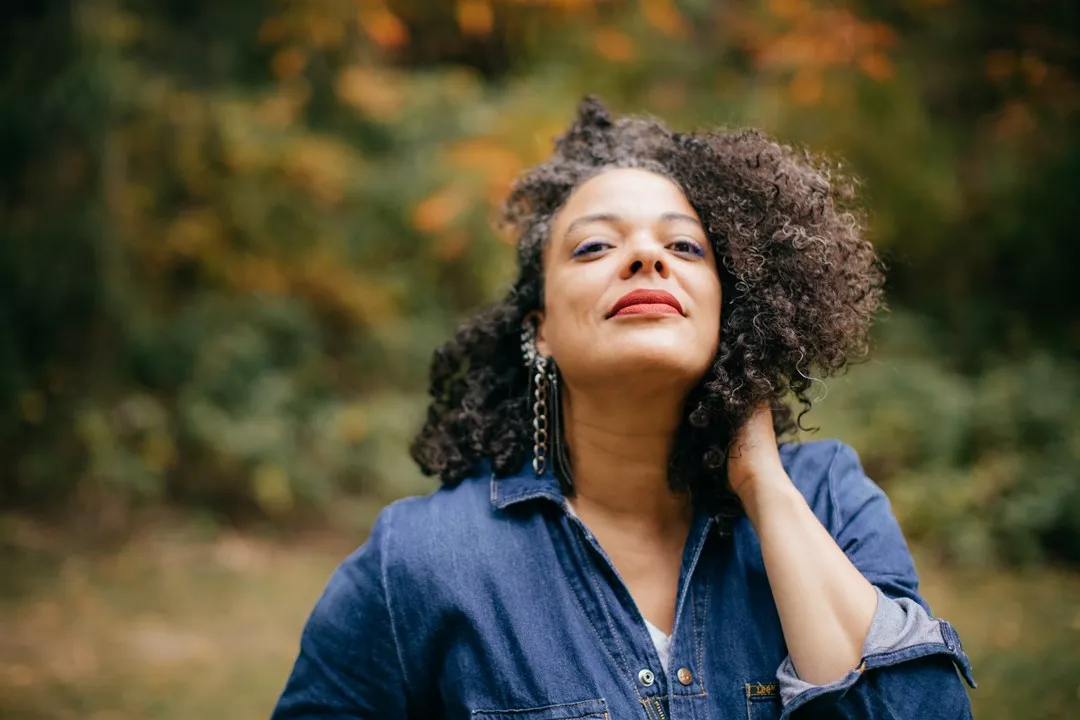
532, 356, 550, 475
521, 321, 549, 476
521, 320, 574, 488
547, 361, 574, 492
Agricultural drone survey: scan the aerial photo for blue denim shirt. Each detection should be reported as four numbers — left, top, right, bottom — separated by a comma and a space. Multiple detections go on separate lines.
272, 439, 976, 719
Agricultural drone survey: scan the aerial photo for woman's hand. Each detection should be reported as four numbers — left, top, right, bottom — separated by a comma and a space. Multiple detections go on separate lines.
726, 402, 787, 502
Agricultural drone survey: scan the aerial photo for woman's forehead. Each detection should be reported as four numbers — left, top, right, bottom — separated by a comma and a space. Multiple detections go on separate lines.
553, 168, 698, 230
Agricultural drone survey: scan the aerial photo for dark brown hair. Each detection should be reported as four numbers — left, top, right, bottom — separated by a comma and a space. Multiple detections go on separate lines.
410, 96, 883, 520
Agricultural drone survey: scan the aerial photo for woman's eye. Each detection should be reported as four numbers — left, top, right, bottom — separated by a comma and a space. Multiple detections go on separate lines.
670, 238, 706, 257
571, 240, 611, 258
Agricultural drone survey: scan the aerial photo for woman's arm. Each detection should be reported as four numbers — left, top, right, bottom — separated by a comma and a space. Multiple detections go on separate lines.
738, 456, 878, 685
271, 507, 411, 719
729, 405, 975, 718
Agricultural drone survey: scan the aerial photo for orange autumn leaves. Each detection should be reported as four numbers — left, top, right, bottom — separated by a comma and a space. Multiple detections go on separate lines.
335, 66, 405, 120
412, 138, 526, 259
738, 0, 897, 105
359, 6, 410, 49
595, 0, 689, 62
456, 0, 496, 37
251, 0, 907, 269
116, 81, 395, 328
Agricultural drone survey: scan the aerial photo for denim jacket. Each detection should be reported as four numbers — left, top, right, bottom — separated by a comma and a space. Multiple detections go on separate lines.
272, 439, 976, 719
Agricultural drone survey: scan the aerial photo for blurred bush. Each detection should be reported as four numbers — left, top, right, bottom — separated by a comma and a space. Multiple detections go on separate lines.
0, 0, 1077, 565
810, 313, 1080, 567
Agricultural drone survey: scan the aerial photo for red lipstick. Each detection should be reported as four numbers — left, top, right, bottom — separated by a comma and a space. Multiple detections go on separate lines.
608, 289, 684, 318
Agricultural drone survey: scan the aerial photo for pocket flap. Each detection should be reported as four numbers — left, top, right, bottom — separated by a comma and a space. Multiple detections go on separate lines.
472, 698, 608, 720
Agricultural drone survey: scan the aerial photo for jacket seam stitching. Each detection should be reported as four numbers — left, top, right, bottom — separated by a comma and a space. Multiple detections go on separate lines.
563, 573, 626, 676
825, 441, 845, 531
583, 555, 639, 689
571, 524, 649, 706
472, 698, 608, 716
380, 502, 414, 698
696, 568, 708, 698
557, 517, 631, 683
784, 641, 960, 710
864, 640, 958, 666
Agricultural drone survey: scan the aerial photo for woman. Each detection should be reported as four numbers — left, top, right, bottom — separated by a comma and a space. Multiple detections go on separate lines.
271, 97, 975, 719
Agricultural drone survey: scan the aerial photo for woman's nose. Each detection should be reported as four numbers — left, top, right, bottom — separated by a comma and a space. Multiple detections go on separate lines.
623, 237, 668, 279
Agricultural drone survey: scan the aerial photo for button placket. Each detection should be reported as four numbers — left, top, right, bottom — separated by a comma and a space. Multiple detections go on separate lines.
563, 507, 718, 714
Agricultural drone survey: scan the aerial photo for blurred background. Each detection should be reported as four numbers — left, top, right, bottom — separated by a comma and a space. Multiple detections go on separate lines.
1, 0, 1078, 717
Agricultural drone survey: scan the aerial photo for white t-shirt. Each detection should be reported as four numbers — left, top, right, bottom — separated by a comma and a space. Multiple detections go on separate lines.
564, 500, 672, 672
643, 618, 672, 673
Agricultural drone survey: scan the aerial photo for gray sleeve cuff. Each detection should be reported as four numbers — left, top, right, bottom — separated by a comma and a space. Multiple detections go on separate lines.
776, 586, 969, 707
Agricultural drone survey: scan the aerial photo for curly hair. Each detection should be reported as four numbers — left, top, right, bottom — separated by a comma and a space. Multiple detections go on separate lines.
410, 96, 884, 521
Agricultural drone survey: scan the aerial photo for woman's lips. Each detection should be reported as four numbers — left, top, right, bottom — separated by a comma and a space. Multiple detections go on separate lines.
612, 303, 682, 317
608, 289, 684, 318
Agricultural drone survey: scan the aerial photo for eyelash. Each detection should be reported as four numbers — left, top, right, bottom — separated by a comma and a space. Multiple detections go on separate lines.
571, 240, 610, 258
671, 238, 706, 257
572, 238, 706, 258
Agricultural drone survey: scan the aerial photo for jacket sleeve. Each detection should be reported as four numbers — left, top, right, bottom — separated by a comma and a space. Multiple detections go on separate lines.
779, 443, 976, 719
270, 505, 411, 719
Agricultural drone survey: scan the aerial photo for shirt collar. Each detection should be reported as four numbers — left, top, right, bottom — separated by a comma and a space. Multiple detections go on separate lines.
489, 460, 566, 510
488, 459, 731, 539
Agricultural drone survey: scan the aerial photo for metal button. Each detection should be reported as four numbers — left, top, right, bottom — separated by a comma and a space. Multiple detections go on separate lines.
637, 668, 655, 686
677, 667, 693, 685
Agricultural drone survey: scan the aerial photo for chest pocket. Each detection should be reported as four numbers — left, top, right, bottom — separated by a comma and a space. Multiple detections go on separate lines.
745, 681, 781, 720
472, 698, 608, 720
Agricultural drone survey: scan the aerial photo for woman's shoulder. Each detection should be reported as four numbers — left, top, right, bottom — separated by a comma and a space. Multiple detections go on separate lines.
778, 438, 887, 534
357, 469, 513, 579
373, 471, 493, 543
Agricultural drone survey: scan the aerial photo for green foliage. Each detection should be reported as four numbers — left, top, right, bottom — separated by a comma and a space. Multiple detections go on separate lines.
809, 314, 1080, 567
0, 0, 1077, 564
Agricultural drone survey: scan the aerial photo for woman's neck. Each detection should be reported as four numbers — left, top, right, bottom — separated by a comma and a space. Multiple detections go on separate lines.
560, 383, 693, 534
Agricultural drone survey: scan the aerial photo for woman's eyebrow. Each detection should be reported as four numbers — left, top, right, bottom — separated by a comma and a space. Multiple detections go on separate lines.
563, 212, 620, 239
563, 211, 702, 239
659, 212, 703, 228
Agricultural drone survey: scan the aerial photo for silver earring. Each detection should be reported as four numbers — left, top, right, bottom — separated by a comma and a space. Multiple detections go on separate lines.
547, 360, 573, 491
521, 322, 548, 475
532, 356, 550, 476
521, 321, 573, 486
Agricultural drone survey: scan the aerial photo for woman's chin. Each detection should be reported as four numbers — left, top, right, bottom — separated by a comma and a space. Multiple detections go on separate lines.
586, 341, 713, 382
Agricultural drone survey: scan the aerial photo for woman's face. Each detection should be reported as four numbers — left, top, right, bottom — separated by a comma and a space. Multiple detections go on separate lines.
535, 168, 722, 390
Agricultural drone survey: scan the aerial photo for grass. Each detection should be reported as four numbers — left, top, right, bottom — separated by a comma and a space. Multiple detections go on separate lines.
1, 513, 1078, 719
916, 554, 1080, 719
0, 516, 349, 720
